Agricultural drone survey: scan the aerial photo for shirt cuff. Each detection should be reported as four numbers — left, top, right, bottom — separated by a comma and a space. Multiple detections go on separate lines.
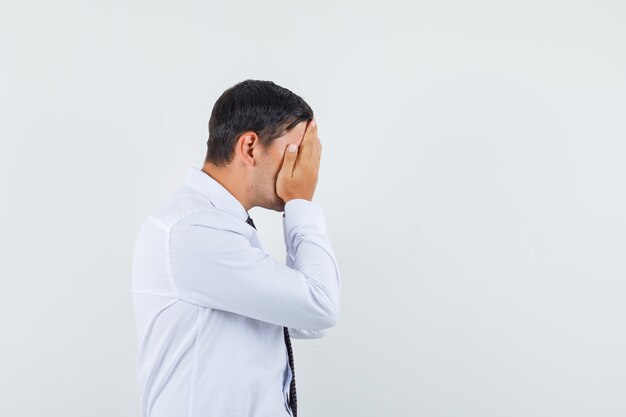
282, 198, 327, 232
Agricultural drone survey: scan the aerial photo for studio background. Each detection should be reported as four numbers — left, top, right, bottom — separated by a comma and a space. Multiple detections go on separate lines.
1, 1, 625, 416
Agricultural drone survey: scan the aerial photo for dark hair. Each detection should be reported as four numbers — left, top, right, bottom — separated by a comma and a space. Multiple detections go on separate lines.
205, 79, 314, 166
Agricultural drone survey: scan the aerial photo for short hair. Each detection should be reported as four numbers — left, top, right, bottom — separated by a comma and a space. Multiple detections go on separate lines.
205, 79, 314, 166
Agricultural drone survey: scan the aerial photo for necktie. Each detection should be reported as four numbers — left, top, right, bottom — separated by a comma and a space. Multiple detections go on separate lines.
246, 215, 298, 416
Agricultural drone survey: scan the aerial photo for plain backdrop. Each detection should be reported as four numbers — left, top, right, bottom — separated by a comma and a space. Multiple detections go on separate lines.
1, 1, 625, 416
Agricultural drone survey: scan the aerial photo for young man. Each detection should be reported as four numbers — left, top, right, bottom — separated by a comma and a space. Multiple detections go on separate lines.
131, 79, 342, 417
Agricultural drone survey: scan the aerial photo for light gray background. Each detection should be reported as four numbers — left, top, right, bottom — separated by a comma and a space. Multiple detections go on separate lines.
1, 1, 625, 416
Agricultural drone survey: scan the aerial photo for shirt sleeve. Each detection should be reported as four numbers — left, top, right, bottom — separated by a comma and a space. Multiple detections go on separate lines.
282, 200, 341, 339
167, 199, 341, 331
285, 238, 332, 339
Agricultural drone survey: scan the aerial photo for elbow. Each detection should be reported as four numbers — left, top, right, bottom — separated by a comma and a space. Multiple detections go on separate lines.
326, 303, 340, 327
310, 298, 340, 330
301, 269, 341, 330
309, 312, 337, 331
326, 310, 340, 328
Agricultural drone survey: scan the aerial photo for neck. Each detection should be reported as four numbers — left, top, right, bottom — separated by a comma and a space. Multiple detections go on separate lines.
202, 162, 253, 211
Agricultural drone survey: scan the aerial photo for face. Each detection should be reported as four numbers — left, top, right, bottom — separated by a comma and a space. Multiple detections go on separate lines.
252, 120, 308, 211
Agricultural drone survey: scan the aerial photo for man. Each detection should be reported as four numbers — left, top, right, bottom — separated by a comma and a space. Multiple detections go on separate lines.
131, 79, 342, 417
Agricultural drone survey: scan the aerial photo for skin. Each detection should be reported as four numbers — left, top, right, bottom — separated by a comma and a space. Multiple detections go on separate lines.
202, 118, 321, 213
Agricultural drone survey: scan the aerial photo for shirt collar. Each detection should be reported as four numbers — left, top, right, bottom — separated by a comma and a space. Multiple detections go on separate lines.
184, 166, 249, 222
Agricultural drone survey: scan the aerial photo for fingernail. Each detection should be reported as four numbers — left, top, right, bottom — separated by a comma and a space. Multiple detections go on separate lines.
288, 144, 298, 153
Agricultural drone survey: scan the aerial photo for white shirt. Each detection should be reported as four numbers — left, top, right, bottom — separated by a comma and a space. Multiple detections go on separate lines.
131, 166, 342, 417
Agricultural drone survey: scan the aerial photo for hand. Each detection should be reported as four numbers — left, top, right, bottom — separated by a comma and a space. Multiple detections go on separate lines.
276, 118, 322, 203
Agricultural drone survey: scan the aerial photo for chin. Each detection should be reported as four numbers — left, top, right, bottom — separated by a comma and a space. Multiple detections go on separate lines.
272, 199, 286, 212
269, 193, 285, 212
258, 198, 284, 212
271, 202, 285, 212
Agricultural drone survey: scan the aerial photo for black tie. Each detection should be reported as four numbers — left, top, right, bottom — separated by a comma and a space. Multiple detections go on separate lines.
246, 215, 298, 416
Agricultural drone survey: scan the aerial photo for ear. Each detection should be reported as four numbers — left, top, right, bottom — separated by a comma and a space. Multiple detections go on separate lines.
236, 131, 260, 167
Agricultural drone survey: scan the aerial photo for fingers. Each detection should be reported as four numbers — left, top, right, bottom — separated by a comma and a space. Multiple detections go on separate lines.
308, 121, 321, 159
276, 119, 320, 203
280, 143, 299, 178
300, 118, 318, 148
298, 118, 318, 163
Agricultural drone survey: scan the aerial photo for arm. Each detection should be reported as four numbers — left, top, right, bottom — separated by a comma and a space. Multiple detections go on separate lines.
283, 200, 341, 339
285, 235, 332, 339
168, 199, 341, 331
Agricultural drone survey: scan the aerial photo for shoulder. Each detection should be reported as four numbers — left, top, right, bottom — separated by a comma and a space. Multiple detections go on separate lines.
173, 208, 251, 237
147, 186, 251, 238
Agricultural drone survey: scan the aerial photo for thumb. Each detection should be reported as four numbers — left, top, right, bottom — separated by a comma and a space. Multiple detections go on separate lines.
280, 143, 299, 177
